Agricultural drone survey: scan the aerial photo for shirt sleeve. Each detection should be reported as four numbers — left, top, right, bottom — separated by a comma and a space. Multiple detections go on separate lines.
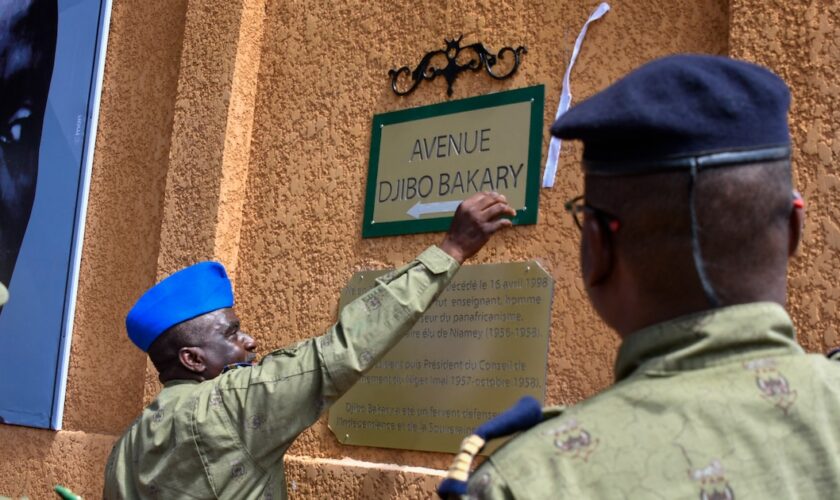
215, 245, 460, 467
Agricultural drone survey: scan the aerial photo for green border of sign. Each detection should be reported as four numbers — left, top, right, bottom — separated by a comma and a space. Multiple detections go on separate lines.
362, 85, 545, 238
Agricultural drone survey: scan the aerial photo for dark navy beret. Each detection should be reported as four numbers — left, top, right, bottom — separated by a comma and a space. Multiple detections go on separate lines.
126, 262, 234, 351
551, 54, 791, 174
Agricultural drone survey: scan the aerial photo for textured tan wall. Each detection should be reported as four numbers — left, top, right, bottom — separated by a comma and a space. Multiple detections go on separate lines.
235, 0, 729, 476
142, 0, 269, 406
284, 456, 443, 499
61, 0, 189, 436
155, 0, 265, 277
8, 0, 839, 497
0, 428, 115, 498
730, 0, 840, 354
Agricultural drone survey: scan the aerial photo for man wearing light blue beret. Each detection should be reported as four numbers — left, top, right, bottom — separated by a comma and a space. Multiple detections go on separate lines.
442, 55, 840, 498
104, 192, 516, 499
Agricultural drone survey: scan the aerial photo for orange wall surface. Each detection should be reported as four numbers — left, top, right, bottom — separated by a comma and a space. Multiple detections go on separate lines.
1, 0, 838, 497
234, 0, 728, 474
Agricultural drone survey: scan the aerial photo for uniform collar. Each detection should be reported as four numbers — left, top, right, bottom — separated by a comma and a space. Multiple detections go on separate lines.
615, 302, 803, 382
162, 379, 200, 388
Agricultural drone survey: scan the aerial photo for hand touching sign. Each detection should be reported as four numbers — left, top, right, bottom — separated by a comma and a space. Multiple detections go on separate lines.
439, 192, 516, 264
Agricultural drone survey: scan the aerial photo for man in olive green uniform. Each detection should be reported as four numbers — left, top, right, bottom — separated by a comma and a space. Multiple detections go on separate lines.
442, 55, 840, 498
104, 192, 515, 499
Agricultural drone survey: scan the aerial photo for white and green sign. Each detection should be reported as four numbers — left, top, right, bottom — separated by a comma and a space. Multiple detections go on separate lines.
363, 86, 544, 237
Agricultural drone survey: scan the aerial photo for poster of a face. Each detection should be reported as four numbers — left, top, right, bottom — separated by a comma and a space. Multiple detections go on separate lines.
0, 0, 110, 429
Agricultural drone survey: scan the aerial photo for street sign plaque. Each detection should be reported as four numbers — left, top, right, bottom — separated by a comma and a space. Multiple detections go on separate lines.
328, 261, 554, 453
363, 86, 544, 237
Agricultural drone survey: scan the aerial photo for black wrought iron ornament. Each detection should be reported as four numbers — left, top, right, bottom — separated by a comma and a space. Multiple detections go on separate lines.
389, 36, 526, 97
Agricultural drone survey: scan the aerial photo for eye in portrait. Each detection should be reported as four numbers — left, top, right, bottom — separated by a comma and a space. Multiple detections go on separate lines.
0, 0, 59, 309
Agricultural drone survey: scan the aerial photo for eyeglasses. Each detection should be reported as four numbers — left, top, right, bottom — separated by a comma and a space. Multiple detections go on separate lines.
564, 195, 621, 232
565, 191, 802, 233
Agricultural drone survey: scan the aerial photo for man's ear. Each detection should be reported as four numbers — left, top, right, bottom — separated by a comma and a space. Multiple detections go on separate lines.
178, 346, 206, 374
789, 192, 804, 257
582, 215, 613, 287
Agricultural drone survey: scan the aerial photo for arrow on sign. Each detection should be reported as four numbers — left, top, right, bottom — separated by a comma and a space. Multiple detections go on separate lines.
406, 200, 463, 219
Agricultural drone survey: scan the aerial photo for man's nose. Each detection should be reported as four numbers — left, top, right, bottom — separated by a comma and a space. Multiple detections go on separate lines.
242, 332, 257, 351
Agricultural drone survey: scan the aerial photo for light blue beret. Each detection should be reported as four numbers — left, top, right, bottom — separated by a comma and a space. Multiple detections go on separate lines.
126, 261, 234, 351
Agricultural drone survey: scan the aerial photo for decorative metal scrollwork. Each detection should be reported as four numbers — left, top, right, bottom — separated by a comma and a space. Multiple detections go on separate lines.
389, 36, 527, 97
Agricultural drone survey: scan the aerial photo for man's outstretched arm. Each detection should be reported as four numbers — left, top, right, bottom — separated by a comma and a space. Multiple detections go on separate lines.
319, 191, 516, 394
219, 192, 516, 464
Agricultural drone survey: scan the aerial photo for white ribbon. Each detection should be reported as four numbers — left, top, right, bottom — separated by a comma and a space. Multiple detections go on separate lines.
542, 2, 610, 188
